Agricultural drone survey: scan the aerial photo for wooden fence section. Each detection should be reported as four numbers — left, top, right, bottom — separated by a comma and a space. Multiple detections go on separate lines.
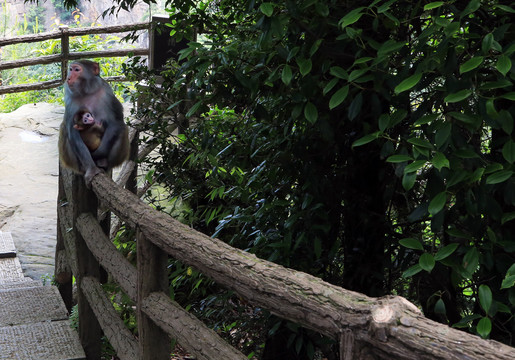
0, 22, 150, 95
55, 164, 515, 360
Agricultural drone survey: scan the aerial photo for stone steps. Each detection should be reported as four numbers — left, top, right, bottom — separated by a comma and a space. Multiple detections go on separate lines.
0, 231, 85, 360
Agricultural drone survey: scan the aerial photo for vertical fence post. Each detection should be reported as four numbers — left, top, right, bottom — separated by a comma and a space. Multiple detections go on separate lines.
137, 230, 170, 360
126, 130, 139, 195
60, 26, 69, 84
72, 174, 102, 359
55, 165, 73, 312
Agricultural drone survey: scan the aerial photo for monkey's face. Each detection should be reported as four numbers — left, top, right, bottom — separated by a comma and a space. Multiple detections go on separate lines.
82, 112, 95, 125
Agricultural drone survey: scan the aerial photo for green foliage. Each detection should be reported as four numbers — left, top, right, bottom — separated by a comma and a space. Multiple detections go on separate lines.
124, 0, 515, 355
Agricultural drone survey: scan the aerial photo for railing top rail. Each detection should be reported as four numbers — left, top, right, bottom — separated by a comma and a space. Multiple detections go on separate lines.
0, 22, 151, 47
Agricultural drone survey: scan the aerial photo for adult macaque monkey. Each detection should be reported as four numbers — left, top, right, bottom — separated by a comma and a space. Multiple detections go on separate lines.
59, 60, 129, 184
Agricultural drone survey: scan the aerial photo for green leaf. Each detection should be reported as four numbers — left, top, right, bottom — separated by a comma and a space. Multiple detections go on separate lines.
463, 247, 479, 276
323, 78, 339, 95
502, 140, 515, 164
501, 275, 515, 289
282, 65, 293, 85
399, 238, 424, 251
304, 102, 318, 124
386, 155, 413, 163
339, 7, 365, 29
414, 114, 439, 126
378, 114, 390, 132
429, 191, 446, 215
394, 73, 423, 94
482, 33, 494, 53
478, 285, 493, 313
432, 152, 449, 171
351, 131, 381, 148
348, 93, 363, 120
407, 137, 433, 148
377, 40, 405, 56
501, 92, 515, 101
486, 170, 513, 185
424, 1, 444, 10
402, 264, 422, 278
402, 171, 417, 191
348, 68, 368, 82
329, 86, 349, 109
476, 317, 492, 339
330, 66, 348, 79
496, 55, 512, 77
404, 160, 427, 173
444, 89, 472, 103
460, 56, 484, 74
461, 0, 480, 17
495, 4, 515, 13
185, 101, 202, 117
419, 253, 435, 272
434, 298, 446, 314
259, 2, 274, 17
297, 58, 312, 77
434, 243, 459, 261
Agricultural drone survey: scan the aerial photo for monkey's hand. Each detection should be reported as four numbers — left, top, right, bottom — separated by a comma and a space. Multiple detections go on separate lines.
95, 158, 109, 170
84, 166, 103, 188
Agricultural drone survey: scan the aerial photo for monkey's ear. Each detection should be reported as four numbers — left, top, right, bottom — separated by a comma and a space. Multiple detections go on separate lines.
92, 62, 100, 76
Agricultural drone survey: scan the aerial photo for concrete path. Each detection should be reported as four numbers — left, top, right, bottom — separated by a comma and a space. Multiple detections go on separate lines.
0, 103, 63, 281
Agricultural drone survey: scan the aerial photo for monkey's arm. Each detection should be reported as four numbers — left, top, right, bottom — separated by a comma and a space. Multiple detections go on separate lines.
89, 100, 125, 160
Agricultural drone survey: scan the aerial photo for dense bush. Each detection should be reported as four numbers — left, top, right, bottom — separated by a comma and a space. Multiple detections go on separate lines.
128, 2, 515, 358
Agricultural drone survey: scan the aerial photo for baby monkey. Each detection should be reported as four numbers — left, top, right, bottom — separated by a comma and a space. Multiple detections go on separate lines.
73, 108, 108, 169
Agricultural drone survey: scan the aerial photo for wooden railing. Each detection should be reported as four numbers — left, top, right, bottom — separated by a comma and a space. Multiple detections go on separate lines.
0, 22, 150, 95
2, 24, 515, 360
